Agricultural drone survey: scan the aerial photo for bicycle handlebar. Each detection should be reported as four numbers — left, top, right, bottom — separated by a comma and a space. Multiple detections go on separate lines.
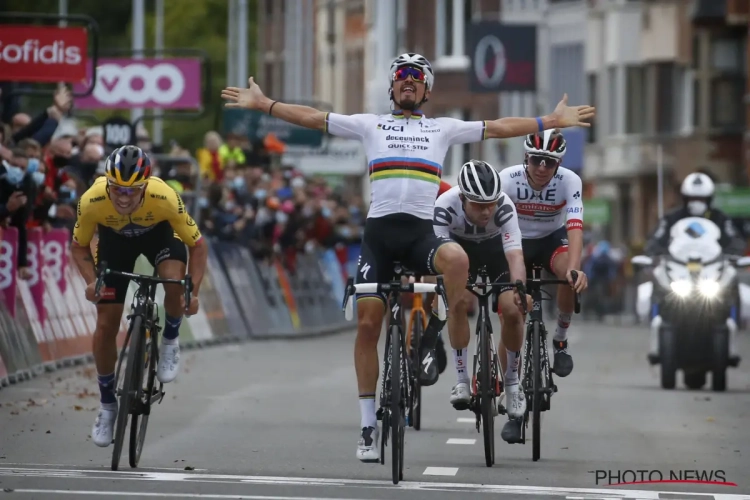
94, 261, 194, 314
342, 276, 449, 322
515, 270, 581, 315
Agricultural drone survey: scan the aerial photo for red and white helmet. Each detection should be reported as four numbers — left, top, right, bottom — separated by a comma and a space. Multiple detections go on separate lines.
523, 129, 567, 160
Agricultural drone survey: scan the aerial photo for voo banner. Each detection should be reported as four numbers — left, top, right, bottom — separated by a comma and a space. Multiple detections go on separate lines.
74, 57, 202, 109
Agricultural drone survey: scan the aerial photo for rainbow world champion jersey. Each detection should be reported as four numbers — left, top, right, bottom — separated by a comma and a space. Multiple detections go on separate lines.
325, 111, 488, 220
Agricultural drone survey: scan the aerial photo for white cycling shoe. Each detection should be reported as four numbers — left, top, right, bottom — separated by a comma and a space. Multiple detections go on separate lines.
157, 341, 181, 384
450, 382, 471, 410
505, 383, 526, 418
356, 426, 380, 462
91, 403, 117, 447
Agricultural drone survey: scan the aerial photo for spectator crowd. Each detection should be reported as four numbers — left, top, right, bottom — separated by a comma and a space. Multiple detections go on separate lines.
0, 84, 366, 280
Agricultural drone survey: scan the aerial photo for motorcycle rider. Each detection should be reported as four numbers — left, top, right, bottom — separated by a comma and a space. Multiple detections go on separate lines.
644, 172, 745, 366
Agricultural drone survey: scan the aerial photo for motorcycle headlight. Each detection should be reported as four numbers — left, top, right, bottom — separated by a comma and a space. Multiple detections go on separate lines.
698, 279, 721, 298
670, 280, 692, 297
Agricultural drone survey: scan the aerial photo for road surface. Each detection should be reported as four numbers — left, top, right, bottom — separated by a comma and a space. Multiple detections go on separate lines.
0, 317, 748, 500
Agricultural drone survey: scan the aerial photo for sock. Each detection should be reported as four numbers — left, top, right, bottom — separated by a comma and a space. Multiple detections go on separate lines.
163, 315, 182, 343
97, 372, 116, 405
421, 310, 447, 353
554, 311, 572, 342
453, 348, 470, 384
504, 349, 521, 385
359, 394, 377, 429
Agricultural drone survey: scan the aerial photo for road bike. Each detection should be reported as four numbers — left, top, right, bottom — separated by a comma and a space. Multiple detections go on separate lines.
94, 262, 193, 471
516, 265, 580, 462
342, 263, 447, 484
404, 276, 429, 431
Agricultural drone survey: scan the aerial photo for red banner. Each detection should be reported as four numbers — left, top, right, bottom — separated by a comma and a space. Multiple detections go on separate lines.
0, 25, 88, 83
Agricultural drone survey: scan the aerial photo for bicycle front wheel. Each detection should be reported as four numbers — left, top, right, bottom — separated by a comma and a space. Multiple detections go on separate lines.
532, 321, 542, 462
112, 314, 144, 471
480, 316, 495, 467
129, 325, 157, 468
390, 324, 402, 485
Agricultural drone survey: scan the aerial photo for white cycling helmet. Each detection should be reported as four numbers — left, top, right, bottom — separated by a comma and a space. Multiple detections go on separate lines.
458, 160, 503, 203
389, 53, 435, 90
681, 173, 715, 198
523, 129, 567, 160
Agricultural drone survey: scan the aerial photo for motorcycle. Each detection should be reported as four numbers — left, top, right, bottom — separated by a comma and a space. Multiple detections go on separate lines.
631, 217, 750, 391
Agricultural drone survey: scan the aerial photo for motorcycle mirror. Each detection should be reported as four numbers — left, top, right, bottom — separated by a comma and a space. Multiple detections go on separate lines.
631, 255, 653, 267
735, 256, 750, 268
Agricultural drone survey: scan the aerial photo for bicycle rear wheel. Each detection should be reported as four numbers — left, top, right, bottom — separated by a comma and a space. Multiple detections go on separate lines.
390, 324, 402, 485
111, 314, 144, 471
129, 325, 157, 468
480, 315, 495, 467
411, 311, 423, 431
532, 321, 542, 462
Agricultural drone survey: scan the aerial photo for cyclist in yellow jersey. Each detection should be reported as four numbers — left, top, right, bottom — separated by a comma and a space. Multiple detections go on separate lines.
70, 145, 208, 448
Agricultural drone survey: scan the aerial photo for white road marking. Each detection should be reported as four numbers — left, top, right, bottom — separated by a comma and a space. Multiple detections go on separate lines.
0, 462, 207, 472
0, 491, 369, 500
0, 468, 745, 499
456, 417, 475, 423
422, 467, 459, 476
445, 438, 475, 445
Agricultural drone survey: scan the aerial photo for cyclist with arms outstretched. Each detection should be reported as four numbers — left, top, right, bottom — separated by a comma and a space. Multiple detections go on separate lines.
221, 53, 595, 462
70, 146, 208, 448
497, 130, 588, 443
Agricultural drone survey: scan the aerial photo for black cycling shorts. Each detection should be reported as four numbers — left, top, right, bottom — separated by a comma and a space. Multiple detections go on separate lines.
521, 226, 568, 277
455, 236, 513, 294
95, 221, 188, 304
356, 214, 452, 303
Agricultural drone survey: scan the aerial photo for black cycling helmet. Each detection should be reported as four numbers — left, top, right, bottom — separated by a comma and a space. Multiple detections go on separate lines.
104, 145, 152, 186
458, 159, 502, 203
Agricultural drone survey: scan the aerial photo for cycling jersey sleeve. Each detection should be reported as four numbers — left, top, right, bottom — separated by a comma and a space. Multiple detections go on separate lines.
72, 196, 96, 247
438, 117, 487, 147
432, 192, 454, 239
324, 113, 372, 140
164, 190, 203, 247
498, 202, 523, 253
564, 173, 584, 231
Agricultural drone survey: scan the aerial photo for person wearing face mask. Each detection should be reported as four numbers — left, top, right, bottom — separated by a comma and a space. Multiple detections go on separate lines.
644, 172, 746, 367
645, 173, 745, 257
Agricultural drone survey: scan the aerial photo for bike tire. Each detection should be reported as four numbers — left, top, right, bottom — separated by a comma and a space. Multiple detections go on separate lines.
111, 314, 143, 471
532, 321, 542, 462
390, 324, 402, 485
129, 326, 156, 467
480, 315, 495, 467
412, 312, 423, 431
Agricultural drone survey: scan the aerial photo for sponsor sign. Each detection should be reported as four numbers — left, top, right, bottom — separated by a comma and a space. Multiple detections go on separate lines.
0, 25, 88, 83
467, 23, 537, 93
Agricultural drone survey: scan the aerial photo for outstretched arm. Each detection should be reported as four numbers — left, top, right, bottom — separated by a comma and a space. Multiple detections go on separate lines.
221, 77, 327, 131
485, 93, 596, 139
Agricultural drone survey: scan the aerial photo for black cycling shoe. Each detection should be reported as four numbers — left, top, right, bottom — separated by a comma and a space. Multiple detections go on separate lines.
647, 353, 660, 365
501, 417, 523, 444
436, 335, 447, 374
729, 354, 741, 368
551, 339, 574, 377
419, 347, 440, 386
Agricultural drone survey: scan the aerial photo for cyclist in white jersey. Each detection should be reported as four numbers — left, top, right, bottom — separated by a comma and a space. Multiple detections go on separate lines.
221, 53, 596, 463
497, 129, 589, 442
433, 160, 531, 426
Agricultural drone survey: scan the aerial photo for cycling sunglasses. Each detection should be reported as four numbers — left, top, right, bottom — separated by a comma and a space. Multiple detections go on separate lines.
393, 67, 426, 82
107, 180, 146, 196
527, 155, 560, 170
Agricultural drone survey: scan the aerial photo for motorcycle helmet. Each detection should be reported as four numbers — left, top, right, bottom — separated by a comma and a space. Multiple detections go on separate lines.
681, 173, 714, 216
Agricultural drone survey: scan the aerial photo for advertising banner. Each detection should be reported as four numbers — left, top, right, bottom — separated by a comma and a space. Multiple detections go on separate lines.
467, 23, 537, 93
74, 57, 202, 109
0, 25, 88, 83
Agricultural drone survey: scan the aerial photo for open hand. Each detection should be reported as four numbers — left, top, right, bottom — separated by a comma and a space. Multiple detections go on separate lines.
552, 93, 596, 128
221, 77, 267, 111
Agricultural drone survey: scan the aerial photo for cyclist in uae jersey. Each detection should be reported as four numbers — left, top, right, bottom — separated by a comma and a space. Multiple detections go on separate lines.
433, 161, 531, 431
221, 52, 596, 463
70, 146, 208, 449
497, 130, 588, 442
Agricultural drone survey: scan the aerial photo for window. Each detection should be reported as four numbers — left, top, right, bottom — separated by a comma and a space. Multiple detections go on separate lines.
626, 66, 645, 134
346, 0, 365, 14
711, 77, 744, 129
693, 78, 701, 127
264, 62, 274, 96
655, 63, 674, 133
607, 67, 618, 136
435, 0, 472, 67
711, 37, 744, 72
587, 74, 597, 143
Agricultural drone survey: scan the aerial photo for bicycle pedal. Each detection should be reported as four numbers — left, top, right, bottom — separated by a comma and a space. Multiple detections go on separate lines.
552, 384, 558, 393
452, 401, 471, 412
